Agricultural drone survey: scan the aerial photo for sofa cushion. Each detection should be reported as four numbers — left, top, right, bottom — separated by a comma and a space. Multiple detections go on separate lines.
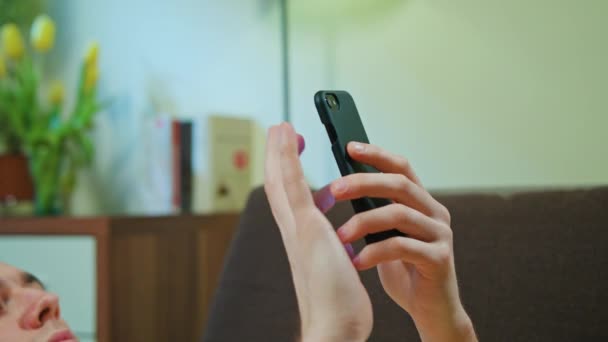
203, 187, 608, 341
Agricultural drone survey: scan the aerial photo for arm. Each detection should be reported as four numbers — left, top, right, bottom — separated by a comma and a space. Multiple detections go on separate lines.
264, 123, 372, 342
265, 123, 477, 341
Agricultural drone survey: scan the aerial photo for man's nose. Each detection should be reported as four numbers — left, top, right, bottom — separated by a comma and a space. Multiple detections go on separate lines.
19, 291, 61, 329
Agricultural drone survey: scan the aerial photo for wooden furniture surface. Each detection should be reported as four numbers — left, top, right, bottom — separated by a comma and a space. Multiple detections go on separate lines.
0, 214, 239, 342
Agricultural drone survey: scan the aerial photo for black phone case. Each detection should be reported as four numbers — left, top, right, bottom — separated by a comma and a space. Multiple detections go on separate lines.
314, 90, 405, 245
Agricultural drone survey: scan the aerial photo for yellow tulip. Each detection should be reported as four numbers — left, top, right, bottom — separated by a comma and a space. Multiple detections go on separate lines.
84, 41, 99, 67
1, 23, 25, 59
84, 64, 99, 92
49, 80, 65, 105
0, 55, 6, 78
30, 14, 56, 53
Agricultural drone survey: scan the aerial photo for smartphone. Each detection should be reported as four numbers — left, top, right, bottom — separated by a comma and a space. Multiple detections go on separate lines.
314, 90, 405, 244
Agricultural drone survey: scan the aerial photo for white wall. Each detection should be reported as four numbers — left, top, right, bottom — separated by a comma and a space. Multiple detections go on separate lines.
49, 0, 282, 215
289, 0, 608, 190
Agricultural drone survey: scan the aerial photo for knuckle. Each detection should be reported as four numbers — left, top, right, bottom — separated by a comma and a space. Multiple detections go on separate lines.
391, 203, 412, 223
346, 174, 364, 194
431, 242, 453, 266
397, 173, 409, 185
349, 214, 364, 232
436, 223, 454, 242
365, 143, 378, 155
440, 205, 451, 223
404, 176, 417, 194
392, 237, 410, 255
348, 177, 360, 194
395, 173, 411, 191
396, 155, 411, 171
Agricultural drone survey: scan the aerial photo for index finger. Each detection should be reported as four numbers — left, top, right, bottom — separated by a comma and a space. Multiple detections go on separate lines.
264, 125, 295, 232
279, 123, 316, 216
347, 142, 423, 187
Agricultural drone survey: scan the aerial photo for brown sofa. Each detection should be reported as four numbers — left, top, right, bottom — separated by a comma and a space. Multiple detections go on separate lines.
203, 187, 608, 341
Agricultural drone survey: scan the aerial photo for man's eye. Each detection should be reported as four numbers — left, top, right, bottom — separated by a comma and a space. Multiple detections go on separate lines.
0, 291, 8, 314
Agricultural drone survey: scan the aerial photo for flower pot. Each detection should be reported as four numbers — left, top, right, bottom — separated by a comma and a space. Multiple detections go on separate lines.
0, 153, 35, 203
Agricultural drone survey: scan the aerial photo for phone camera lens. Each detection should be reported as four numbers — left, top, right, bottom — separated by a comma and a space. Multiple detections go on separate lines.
326, 94, 340, 110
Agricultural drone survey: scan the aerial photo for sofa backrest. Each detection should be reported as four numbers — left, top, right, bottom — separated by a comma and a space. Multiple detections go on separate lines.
203, 187, 608, 341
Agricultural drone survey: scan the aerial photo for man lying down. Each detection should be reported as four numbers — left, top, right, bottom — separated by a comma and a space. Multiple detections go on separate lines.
0, 262, 77, 342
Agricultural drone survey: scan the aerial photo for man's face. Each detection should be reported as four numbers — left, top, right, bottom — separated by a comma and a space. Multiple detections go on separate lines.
0, 262, 77, 342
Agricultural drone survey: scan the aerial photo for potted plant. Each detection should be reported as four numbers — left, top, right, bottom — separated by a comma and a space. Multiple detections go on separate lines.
0, 14, 101, 215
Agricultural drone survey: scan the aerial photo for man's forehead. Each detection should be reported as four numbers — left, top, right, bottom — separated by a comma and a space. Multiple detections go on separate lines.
0, 262, 44, 290
0, 262, 23, 283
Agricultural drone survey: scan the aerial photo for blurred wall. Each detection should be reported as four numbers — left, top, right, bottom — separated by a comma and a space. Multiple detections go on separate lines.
48, 0, 608, 215
48, 0, 282, 215
289, 0, 608, 189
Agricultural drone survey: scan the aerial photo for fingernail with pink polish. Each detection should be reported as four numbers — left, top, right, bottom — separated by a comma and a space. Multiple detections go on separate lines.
316, 188, 335, 212
352, 255, 361, 268
336, 224, 348, 241
344, 243, 355, 259
297, 134, 305, 155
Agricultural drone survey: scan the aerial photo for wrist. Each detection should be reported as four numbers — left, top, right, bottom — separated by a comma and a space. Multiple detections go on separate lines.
302, 321, 369, 342
412, 305, 477, 342
302, 331, 367, 342
303, 335, 366, 342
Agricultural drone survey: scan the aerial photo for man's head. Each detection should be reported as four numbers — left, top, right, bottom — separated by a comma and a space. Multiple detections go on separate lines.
0, 262, 76, 342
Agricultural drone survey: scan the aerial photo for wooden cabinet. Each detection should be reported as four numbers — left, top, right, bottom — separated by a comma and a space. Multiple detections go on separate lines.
0, 214, 239, 342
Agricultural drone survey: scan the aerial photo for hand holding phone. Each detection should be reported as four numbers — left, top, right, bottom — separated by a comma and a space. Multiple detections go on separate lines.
315, 90, 405, 244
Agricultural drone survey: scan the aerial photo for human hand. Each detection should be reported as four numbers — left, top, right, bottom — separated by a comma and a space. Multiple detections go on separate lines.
264, 123, 373, 342
332, 142, 477, 342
